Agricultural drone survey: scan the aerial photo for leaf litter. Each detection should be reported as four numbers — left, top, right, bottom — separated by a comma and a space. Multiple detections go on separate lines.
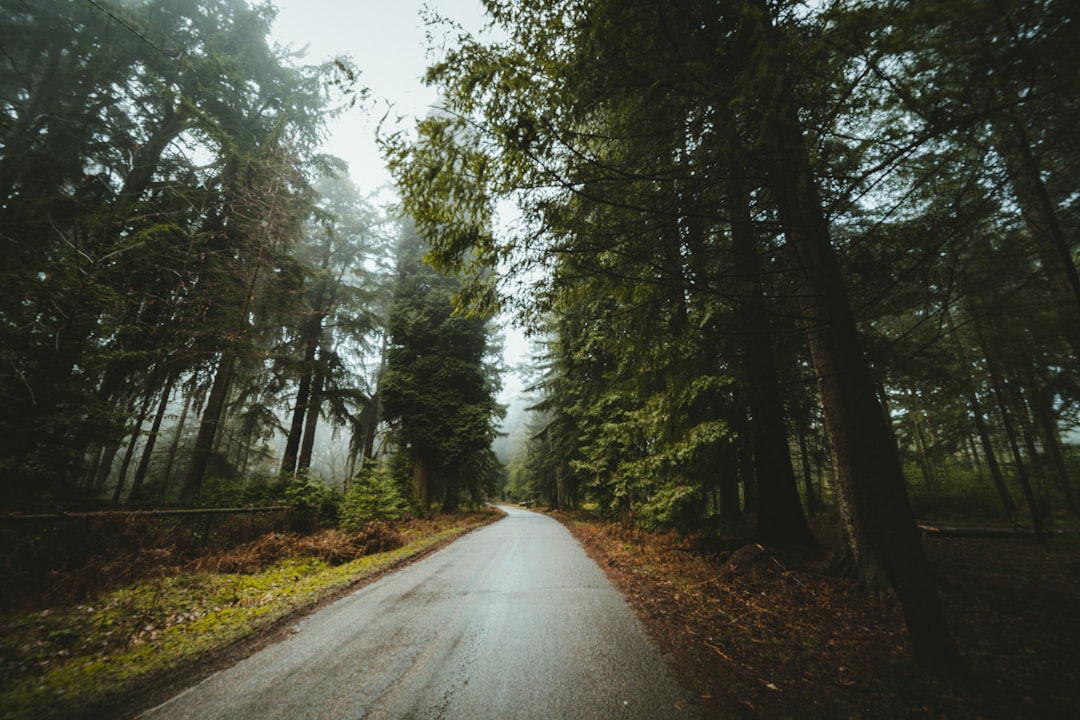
558, 513, 1080, 719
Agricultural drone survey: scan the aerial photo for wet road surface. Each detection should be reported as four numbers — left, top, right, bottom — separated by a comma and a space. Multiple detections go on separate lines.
140, 505, 697, 719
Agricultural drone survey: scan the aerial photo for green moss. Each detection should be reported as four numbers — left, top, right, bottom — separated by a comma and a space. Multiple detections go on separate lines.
0, 525, 475, 720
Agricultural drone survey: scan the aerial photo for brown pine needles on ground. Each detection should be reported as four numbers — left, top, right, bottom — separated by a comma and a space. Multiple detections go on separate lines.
185, 523, 410, 574
556, 512, 1080, 719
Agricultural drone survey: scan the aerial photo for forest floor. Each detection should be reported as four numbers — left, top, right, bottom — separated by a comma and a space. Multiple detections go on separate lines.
0, 510, 501, 720
556, 511, 1080, 719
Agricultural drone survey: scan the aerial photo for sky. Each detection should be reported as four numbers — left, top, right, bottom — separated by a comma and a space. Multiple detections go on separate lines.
268, 1, 532, 441
269, 0, 487, 195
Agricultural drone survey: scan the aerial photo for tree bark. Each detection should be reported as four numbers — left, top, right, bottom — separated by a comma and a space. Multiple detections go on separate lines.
162, 389, 193, 500
750, 0, 961, 671
797, 426, 821, 515
995, 120, 1080, 316
297, 355, 325, 473
281, 244, 332, 475
413, 450, 431, 508
159, 388, 194, 500
90, 442, 121, 495
979, 335, 1045, 538
718, 440, 743, 519
944, 310, 1016, 515
129, 373, 177, 503
906, 388, 938, 492
730, 181, 814, 546
772, 182, 961, 670
112, 381, 158, 504
180, 352, 236, 503
280, 340, 315, 476
969, 390, 1017, 516
1013, 383, 1052, 521
738, 432, 758, 513
1027, 375, 1077, 514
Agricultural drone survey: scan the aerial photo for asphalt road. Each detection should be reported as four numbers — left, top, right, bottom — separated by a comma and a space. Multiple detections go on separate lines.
139, 506, 697, 720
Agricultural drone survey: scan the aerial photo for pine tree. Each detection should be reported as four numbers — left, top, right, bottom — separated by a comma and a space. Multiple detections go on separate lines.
380, 220, 504, 510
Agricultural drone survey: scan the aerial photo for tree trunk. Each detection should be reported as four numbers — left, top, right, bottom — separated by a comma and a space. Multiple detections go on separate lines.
280, 340, 316, 476
738, 433, 758, 513
719, 470, 742, 521
180, 352, 236, 503
554, 464, 566, 511
129, 373, 177, 503
965, 434, 982, 475
363, 333, 390, 463
281, 259, 331, 476
162, 389, 193, 500
944, 310, 1016, 515
1027, 375, 1077, 514
980, 341, 1045, 537
730, 181, 814, 546
752, 0, 960, 669
1013, 383, 1052, 521
83, 444, 104, 493
718, 441, 742, 519
797, 425, 821, 515
906, 388, 938, 492
90, 389, 140, 494
112, 381, 159, 504
773, 189, 960, 671
413, 450, 431, 508
969, 390, 1017, 516
90, 442, 122, 495
995, 120, 1080, 316
297, 356, 325, 473
77, 363, 133, 492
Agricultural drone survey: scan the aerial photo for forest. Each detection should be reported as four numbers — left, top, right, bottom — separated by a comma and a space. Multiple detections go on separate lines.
386, 0, 1079, 674
1, 0, 1079, 713
0, 0, 505, 518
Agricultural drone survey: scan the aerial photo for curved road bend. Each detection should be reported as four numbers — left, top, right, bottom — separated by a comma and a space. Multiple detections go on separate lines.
139, 505, 696, 720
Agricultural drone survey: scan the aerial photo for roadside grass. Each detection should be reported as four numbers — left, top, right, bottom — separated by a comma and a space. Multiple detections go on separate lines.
0, 511, 498, 720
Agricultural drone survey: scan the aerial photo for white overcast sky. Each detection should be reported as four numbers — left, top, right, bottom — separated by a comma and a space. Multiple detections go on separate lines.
270, 0, 489, 196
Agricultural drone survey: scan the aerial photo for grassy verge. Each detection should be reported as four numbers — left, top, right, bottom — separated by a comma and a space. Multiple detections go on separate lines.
0, 511, 499, 720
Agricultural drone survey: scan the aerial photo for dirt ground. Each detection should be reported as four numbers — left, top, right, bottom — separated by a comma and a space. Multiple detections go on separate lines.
557, 513, 1080, 719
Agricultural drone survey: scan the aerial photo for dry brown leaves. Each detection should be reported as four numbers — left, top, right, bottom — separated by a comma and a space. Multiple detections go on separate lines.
2, 509, 499, 613
559, 513, 1080, 719
186, 523, 409, 574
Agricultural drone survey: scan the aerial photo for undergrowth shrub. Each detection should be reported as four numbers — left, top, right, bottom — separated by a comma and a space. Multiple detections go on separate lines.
636, 484, 706, 535
277, 476, 343, 531
340, 465, 410, 532
0, 510, 291, 610
197, 475, 279, 508
185, 524, 409, 574
907, 464, 1015, 521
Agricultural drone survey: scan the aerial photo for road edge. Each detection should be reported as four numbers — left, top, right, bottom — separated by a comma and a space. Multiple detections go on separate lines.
81, 511, 504, 720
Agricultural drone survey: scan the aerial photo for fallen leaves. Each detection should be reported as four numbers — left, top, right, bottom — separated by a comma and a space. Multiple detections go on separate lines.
558, 512, 1080, 720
